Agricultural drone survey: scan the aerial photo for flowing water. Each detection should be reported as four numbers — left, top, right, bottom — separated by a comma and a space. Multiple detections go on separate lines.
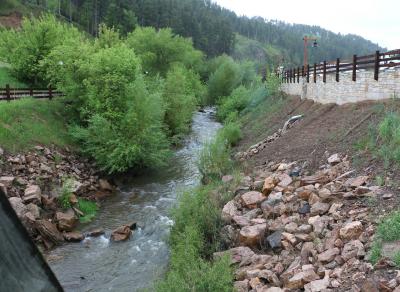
48, 109, 221, 292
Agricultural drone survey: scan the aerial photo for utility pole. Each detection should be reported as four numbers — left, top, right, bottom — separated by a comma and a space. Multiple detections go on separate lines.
303, 36, 318, 68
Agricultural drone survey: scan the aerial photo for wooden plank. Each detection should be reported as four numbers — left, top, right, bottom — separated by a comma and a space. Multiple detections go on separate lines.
313, 63, 317, 83
352, 55, 357, 81
336, 58, 340, 82
374, 50, 380, 81
307, 65, 310, 83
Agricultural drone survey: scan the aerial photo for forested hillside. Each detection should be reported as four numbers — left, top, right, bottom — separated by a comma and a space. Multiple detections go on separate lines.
4, 0, 384, 66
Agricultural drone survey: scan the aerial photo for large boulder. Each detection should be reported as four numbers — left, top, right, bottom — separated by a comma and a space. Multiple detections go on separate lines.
9, 197, 27, 218
239, 224, 266, 247
241, 191, 266, 209
55, 209, 78, 232
111, 225, 132, 241
64, 231, 85, 242
35, 220, 64, 248
23, 185, 42, 204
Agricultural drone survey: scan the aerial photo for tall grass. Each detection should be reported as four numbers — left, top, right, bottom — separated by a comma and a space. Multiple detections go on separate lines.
0, 67, 27, 87
0, 98, 71, 152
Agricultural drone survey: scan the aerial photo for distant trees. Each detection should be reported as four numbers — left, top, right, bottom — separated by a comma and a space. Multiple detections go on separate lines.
19, 0, 382, 61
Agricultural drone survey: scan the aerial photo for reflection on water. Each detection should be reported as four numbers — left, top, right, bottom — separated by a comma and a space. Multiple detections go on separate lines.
48, 108, 221, 292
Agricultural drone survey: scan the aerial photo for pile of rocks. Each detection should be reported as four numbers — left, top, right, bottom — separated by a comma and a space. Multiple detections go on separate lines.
235, 116, 302, 161
217, 154, 399, 291
0, 146, 114, 249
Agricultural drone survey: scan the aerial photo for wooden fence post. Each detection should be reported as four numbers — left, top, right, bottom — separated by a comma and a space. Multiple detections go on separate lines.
302, 66, 305, 77
296, 67, 298, 83
29, 88, 33, 96
313, 63, 317, 83
323, 61, 327, 83
336, 58, 340, 82
307, 65, 310, 83
352, 55, 357, 81
374, 50, 380, 81
48, 86, 53, 100
6, 84, 11, 102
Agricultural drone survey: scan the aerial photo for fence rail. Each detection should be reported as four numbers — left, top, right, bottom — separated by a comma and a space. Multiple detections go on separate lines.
0, 84, 64, 101
280, 49, 400, 84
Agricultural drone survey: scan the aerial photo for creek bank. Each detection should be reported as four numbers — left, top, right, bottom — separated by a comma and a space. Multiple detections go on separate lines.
0, 145, 114, 250
217, 153, 400, 291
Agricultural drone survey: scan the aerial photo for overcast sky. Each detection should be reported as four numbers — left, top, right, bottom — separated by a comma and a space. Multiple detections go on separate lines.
213, 0, 399, 50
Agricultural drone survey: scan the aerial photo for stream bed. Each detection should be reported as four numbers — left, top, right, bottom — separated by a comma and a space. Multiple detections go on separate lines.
47, 108, 221, 292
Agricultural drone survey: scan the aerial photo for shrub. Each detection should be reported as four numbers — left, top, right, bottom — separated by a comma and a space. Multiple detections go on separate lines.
0, 14, 81, 86
218, 122, 242, 146
126, 27, 204, 76
376, 113, 400, 166
198, 133, 234, 183
217, 86, 251, 122
156, 184, 234, 291
163, 65, 199, 137
207, 56, 241, 103
58, 179, 74, 209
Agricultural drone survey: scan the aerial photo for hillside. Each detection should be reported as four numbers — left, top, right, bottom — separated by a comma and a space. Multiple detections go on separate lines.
0, 0, 385, 66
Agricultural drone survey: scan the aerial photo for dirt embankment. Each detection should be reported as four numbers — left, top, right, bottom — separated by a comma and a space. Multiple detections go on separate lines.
237, 95, 399, 174
0, 12, 22, 28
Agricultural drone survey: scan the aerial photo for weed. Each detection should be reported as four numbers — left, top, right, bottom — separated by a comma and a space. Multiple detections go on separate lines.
377, 211, 400, 242
77, 198, 98, 223
394, 251, 400, 268
369, 241, 382, 265
375, 175, 385, 186
366, 196, 378, 207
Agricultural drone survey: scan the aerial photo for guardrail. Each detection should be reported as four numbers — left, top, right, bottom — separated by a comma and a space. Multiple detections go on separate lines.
280, 49, 400, 83
0, 84, 64, 101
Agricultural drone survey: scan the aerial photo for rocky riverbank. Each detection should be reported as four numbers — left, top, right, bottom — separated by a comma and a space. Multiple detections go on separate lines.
0, 145, 116, 250
217, 153, 400, 291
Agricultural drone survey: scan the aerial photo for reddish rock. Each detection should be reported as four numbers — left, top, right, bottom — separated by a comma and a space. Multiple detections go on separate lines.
64, 231, 85, 242
317, 248, 340, 263
36, 220, 64, 248
310, 202, 330, 215
111, 225, 132, 241
241, 191, 266, 208
339, 221, 363, 241
262, 176, 277, 195
239, 224, 266, 247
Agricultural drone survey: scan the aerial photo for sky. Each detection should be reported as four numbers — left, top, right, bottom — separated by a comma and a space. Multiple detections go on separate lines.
213, 0, 399, 50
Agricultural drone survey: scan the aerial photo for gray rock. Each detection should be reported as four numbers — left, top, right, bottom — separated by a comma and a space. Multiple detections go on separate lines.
266, 230, 283, 249
298, 203, 311, 214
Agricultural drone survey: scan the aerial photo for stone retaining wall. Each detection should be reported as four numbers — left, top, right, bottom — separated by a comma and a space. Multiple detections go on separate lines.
281, 68, 400, 104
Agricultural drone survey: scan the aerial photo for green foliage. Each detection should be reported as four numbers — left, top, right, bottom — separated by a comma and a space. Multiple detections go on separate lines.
198, 133, 234, 182
266, 73, 282, 97
377, 211, 400, 242
0, 14, 81, 86
217, 86, 251, 122
156, 184, 234, 292
58, 179, 74, 209
77, 198, 98, 223
218, 122, 242, 146
359, 113, 400, 168
126, 27, 204, 76
207, 56, 241, 103
162, 65, 200, 137
0, 98, 71, 152
369, 241, 382, 265
0, 66, 27, 87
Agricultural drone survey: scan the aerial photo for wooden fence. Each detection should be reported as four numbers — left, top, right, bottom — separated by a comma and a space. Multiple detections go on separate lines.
0, 85, 64, 102
281, 49, 400, 83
